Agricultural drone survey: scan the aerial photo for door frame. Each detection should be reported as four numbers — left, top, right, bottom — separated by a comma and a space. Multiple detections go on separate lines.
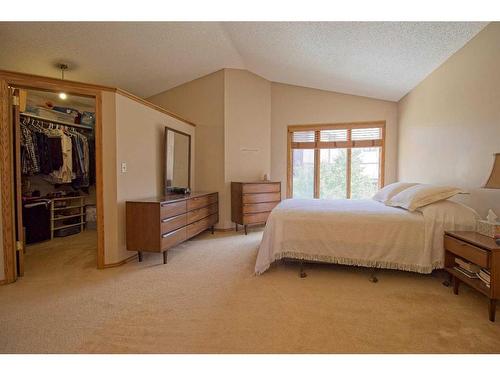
0, 73, 106, 283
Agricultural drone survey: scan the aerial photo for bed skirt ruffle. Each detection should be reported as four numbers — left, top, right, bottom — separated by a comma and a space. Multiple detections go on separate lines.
255, 250, 444, 275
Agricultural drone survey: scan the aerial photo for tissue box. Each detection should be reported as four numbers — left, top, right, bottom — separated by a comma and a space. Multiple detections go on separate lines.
476, 220, 500, 238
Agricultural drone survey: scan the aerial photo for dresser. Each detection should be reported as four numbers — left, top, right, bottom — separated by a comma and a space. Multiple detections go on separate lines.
126, 192, 218, 264
231, 181, 281, 234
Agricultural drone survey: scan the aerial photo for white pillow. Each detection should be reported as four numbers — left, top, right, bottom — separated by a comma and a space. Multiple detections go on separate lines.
416, 199, 480, 225
386, 184, 464, 211
372, 182, 420, 203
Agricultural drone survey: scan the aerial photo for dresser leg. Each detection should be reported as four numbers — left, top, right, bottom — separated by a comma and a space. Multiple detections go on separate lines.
235, 223, 238, 232
453, 276, 460, 295
489, 299, 497, 322
244, 225, 247, 235
163, 251, 168, 265
138, 251, 143, 262
211, 225, 215, 234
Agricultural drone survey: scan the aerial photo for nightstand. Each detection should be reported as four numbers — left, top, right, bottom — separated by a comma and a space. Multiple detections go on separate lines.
444, 231, 500, 322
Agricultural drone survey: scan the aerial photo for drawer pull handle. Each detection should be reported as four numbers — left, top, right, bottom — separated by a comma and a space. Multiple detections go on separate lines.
161, 214, 184, 223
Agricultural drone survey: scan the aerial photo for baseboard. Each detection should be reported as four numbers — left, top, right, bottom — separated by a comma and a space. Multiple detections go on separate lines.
102, 254, 138, 268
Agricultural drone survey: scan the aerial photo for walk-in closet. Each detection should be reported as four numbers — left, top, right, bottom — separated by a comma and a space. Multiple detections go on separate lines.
14, 88, 97, 275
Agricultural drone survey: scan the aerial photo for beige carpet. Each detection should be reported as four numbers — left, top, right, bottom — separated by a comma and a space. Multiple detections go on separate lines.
0, 228, 499, 353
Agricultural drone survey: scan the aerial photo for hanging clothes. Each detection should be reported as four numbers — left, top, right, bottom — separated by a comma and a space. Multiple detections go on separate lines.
49, 128, 73, 183
19, 115, 92, 187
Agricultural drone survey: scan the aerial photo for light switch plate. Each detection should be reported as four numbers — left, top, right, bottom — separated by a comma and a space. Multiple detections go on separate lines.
121, 162, 127, 173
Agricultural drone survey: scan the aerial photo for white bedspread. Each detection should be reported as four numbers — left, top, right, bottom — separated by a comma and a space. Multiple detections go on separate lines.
255, 198, 478, 275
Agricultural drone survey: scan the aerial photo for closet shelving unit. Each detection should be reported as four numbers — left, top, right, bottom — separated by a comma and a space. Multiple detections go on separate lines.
50, 196, 86, 239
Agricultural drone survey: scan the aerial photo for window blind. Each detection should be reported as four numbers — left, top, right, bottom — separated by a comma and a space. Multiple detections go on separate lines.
292, 131, 315, 143
351, 127, 381, 141
320, 129, 348, 142
290, 124, 384, 149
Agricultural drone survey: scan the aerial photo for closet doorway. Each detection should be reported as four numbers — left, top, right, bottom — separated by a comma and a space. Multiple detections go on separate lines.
13, 88, 98, 277
0, 76, 105, 283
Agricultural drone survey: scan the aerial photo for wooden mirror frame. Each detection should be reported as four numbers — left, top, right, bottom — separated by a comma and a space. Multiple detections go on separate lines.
164, 126, 191, 193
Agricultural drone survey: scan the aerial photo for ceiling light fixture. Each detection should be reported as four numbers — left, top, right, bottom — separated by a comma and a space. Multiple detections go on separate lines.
58, 63, 68, 100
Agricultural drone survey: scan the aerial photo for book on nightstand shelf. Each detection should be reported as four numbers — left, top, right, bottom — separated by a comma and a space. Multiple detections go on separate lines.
478, 269, 491, 288
455, 258, 481, 273
453, 266, 479, 279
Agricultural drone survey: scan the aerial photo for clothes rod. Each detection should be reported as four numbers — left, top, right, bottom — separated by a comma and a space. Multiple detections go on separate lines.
20, 112, 93, 130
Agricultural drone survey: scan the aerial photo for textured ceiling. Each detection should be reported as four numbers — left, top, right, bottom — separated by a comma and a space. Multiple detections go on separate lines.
0, 22, 487, 101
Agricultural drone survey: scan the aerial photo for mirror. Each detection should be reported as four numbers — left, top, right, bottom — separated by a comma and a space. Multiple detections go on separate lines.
164, 127, 191, 193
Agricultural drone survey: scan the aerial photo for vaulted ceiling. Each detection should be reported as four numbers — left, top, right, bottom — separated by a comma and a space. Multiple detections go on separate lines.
0, 22, 487, 101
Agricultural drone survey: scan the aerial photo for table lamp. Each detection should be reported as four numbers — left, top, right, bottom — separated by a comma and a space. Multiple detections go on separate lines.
484, 153, 500, 245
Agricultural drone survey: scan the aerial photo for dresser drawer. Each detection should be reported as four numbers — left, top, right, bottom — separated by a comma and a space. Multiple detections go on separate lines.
161, 213, 187, 234
187, 213, 218, 238
161, 227, 187, 250
187, 193, 218, 211
187, 203, 218, 224
242, 192, 281, 204
242, 183, 280, 194
161, 201, 187, 219
243, 212, 270, 225
444, 235, 489, 268
243, 201, 279, 214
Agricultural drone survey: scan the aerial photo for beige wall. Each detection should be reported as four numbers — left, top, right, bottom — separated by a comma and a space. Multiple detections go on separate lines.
112, 93, 195, 263
398, 22, 500, 216
101, 91, 119, 265
223, 69, 271, 227
398, 22, 500, 190
149, 69, 272, 228
271, 82, 399, 195
148, 70, 227, 226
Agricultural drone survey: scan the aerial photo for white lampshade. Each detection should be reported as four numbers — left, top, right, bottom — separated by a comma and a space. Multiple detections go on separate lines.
484, 153, 500, 189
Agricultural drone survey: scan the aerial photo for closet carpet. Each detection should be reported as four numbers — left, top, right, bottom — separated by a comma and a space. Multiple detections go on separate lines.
0, 228, 499, 354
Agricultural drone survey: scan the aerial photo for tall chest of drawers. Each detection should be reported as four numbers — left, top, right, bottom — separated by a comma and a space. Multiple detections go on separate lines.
231, 181, 281, 234
126, 192, 218, 264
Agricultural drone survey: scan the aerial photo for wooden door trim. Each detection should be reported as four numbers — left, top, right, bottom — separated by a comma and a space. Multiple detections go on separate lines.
0, 79, 16, 283
0, 77, 106, 283
12, 88, 24, 276
0, 70, 196, 128
94, 92, 105, 269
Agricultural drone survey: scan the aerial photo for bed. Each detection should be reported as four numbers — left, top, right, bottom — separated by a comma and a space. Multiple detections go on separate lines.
255, 198, 479, 275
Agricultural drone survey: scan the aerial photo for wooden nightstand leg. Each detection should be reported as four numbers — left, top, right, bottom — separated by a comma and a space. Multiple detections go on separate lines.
138, 251, 143, 262
489, 299, 497, 322
453, 276, 460, 295
235, 223, 238, 232
163, 251, 168, 265
244, 225, 248, 235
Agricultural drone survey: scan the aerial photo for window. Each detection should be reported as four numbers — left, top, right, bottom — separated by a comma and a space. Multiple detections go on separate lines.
287, 122, 385, 199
